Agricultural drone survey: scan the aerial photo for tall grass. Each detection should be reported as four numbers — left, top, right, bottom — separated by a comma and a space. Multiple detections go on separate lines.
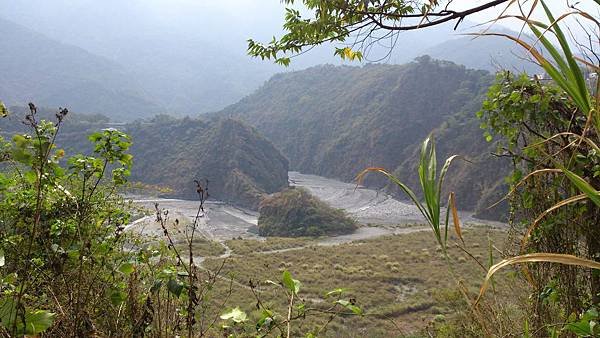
358, 1, 600, 331
357, 135, 460, 253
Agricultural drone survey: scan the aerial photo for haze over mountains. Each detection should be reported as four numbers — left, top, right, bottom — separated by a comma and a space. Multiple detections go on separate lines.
0, 1, 539, 119
0, 18, 163, 119
0, 1, 537, 220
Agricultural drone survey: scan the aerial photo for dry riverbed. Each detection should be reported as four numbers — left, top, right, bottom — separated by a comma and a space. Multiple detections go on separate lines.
125, 172, 505, 257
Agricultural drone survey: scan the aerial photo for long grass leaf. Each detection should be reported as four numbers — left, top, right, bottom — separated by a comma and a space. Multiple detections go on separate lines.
475, 253, 600, 306
540, 1, 590, 112
450, 192, 464, 244
525, 132, 600, 153
521, 194, 587, 252
470, 32, 578, 108
526, 24, 587, 110
444, 194, 451, 248
488, 169, 562, 209
559, 167, 600, 206
437, 154, 460, 209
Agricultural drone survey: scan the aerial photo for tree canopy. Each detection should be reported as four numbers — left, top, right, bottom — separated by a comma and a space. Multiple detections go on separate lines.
247, 0, 515, 65
247, 0, 598, 67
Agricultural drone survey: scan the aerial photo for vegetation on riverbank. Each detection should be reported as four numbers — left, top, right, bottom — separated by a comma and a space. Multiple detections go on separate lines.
258, 187, 358, 237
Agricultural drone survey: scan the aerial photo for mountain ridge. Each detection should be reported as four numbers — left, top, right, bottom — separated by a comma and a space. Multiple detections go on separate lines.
217, 58, 509, 219
0, 17, 164, 120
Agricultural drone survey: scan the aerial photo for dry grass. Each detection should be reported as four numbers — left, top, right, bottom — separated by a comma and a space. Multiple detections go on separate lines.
180, 238, 226, 257
202, 226, 525, 337
225, 237, 316, 255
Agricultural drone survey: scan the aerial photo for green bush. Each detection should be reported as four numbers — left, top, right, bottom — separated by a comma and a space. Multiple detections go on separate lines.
258, 187, 357, 237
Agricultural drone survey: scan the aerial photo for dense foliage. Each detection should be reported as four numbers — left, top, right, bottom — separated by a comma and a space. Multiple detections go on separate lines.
0, 105, 139, 335
258, 187, 357, 237
219, 57, 509, 218
479, 71, 600, 334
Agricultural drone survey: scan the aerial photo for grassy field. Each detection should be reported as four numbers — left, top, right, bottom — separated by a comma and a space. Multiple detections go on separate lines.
197, 226, 525, 337
224, 236, 316, 255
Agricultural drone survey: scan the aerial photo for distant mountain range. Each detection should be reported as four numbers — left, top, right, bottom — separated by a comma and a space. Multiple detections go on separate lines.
418, 34, 541, 74
0, 18, 163, 120
0, 4, 541, 121
217, 58, 510, 219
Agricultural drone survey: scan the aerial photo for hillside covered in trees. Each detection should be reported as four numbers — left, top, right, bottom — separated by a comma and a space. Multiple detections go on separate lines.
0, 108, 289, 208
126, 116, 289, 208
218, 57, 509, 218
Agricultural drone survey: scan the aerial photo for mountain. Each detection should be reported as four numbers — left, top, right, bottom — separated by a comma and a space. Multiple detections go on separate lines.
419, 33, 542, 74
217, 57, 509, 218
0, 1, 540, 116
126, 116, 289, 208
0, 107, 289, 208
0, 18, 163, 120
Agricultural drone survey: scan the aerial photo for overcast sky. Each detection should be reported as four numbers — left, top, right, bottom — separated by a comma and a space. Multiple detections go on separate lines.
0, 0, 597, 57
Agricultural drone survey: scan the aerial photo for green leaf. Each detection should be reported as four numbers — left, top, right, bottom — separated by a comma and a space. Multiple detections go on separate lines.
167, 279, 184, 297
0, 249, 5, 267
336, 299, 362, 315
325, 288, 345, 297
282, 270, 301, 294
560, 166, 600, 207
11, 148, 32, 165
118, 262, 135, 275
566, 321, 594, 336
0, 298, 16, 328
24, 171, 37, 184
110, 290, 127, 306
220, 307, 248, 323
23, 310, 55, 334
150, 280, 162, 293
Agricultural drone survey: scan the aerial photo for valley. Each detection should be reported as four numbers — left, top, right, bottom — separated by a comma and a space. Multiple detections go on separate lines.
1, 1, 595, 336
126, 171, 505, 245
124, 172, 513, 335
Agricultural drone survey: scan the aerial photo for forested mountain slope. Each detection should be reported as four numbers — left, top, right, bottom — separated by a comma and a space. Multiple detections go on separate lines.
218, 57, 509, 218
126, 116, 289, 208
1, 0, 541, 116
0, 18, 162, 120
0, 108, 288, 208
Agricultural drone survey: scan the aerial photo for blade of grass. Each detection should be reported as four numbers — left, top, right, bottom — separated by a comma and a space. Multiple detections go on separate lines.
450, 192, 464, 245
520, 194, 587, 252
540, 0, 590, 112
475, 253, 600, 306
559, 166, 600, 207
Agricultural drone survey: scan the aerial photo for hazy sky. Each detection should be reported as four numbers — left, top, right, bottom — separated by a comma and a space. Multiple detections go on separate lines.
2, 1, 597, 43
0, 0, 596, 62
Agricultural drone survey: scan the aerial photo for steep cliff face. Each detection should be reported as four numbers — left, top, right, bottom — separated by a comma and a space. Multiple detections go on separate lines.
218, 57, 508, 218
